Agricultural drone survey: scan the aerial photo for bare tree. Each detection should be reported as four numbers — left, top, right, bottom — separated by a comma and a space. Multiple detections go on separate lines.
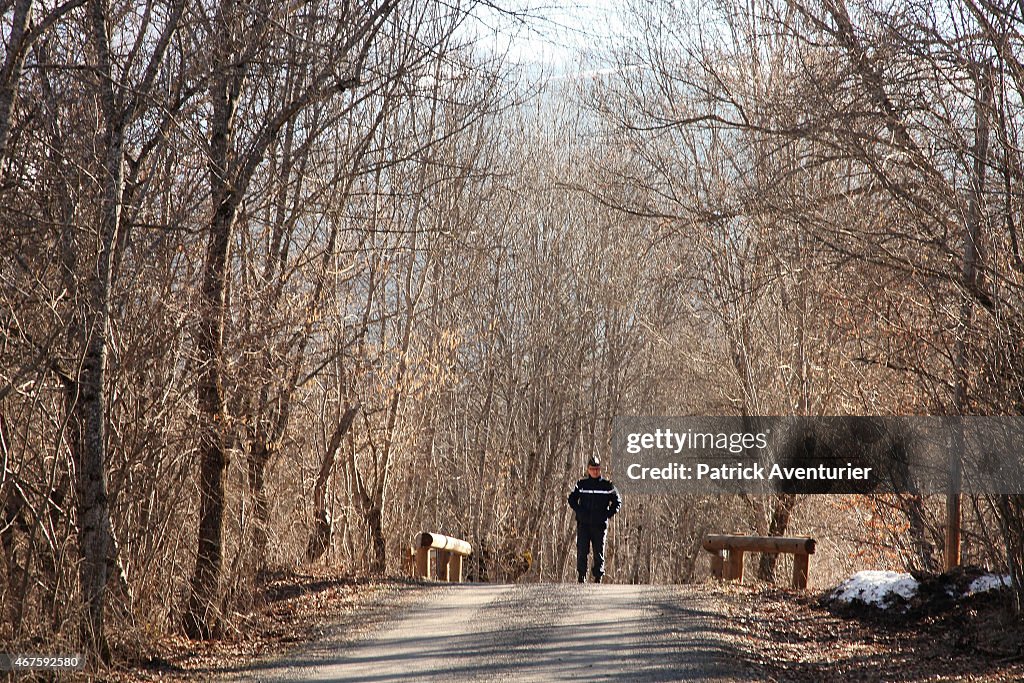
181, 0, 414, 639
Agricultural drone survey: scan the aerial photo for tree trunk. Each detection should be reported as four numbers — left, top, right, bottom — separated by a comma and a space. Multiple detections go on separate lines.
1, 450, 29, 635
349, 449, 386, 574
756, 493, 796, 582
246, 440, 272, 571
307, 404, 359, 563
0, 0, 33, 166
182, 199, 234, 640
996, 495, 1024, 614
904, 494, 940, 573
71, 0, 132, 657
947, 62, 993, 570
182, 0, 244, 635
366, 506, 386, 575
73, 158, 118, 666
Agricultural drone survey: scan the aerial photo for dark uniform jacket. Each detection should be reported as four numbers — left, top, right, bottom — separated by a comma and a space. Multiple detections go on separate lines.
568, 476, 622, 526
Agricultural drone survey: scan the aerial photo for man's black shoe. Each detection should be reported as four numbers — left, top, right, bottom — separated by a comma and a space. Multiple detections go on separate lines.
578, 575, 585, 583
594, 576, 602, 583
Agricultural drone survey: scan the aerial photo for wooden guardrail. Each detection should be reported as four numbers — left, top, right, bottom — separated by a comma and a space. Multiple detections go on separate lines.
703, 534, 816, 589
412, 532, 472, 582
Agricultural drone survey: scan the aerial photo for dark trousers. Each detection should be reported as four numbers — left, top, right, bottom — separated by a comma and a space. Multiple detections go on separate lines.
576, 522, 607, 579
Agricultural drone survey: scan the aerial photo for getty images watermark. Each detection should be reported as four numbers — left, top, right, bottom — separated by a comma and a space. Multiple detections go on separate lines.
611, 416, 1024, 495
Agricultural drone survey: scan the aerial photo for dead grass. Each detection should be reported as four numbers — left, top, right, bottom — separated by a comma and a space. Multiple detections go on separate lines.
101, 568, 416, 681
712, 580, 1024, 682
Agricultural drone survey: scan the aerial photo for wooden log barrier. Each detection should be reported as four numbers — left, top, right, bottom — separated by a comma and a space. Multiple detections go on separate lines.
413, 532, 473, 582
703, 534, 816, 589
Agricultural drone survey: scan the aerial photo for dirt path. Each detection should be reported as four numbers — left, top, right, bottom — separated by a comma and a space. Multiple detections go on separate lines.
237, 583, 752, 682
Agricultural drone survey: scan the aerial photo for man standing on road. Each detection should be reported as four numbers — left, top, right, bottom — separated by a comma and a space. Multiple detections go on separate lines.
568, 455, 621, 583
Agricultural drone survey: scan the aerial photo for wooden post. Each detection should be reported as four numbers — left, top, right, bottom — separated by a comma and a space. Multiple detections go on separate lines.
450, 554, 463, 582
709, 550, 724, 579
792, 553, 810, 589
436, 549, 450, 581
415, 546, 431, 579
726, 550, 744, 582
946, 419, 965, 570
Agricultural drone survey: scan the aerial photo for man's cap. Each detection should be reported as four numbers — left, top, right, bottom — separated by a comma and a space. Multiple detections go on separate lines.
588, 456, 601, 467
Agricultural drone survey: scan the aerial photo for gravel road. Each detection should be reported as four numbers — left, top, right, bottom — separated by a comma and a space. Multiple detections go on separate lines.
238, 583, 752, 682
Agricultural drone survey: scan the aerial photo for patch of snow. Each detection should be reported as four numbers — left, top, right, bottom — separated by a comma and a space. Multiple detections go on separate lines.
966, 574, 1011, 595
829, 570, 919, 608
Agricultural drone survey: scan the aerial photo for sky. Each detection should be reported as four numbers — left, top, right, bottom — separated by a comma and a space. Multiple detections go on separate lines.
464, 0, 627, 71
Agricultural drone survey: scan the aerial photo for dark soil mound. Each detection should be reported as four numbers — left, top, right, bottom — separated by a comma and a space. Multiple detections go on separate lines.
821, 565, 1009, 623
